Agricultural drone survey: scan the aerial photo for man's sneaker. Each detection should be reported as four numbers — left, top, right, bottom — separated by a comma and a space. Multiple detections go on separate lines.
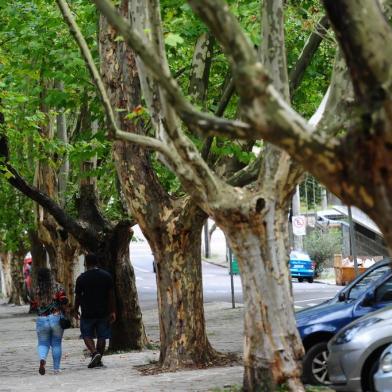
96, 359, 104, 367
88, 352, 102, 368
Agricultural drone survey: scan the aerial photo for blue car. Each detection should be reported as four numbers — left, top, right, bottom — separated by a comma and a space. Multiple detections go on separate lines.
296, 259, 392, 385
290, 251, 315, 283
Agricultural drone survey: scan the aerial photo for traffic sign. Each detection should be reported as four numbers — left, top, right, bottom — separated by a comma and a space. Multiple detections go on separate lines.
292, 215, 306, 236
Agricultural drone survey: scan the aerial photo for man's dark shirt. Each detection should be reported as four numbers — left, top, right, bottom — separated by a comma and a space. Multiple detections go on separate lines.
75, 268, 114, 319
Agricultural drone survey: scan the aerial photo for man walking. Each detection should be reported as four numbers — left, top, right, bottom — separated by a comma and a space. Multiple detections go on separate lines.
74, 253, 116, 368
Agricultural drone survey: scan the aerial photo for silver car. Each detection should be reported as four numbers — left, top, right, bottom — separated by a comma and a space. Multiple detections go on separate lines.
328, 306, 392, 392
374, 344, 392, 391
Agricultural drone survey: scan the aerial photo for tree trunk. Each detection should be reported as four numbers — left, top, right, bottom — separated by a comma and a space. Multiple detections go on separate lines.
214, 202, 304, 391
29, 229, 47, 288
46, 240, 79, 311
76, 178, 148, 350
8, 251, 27, 305
103, 222, 148, 350
100, 4, 218, 365
151, 203, 218, 368
0, 252, 12, 298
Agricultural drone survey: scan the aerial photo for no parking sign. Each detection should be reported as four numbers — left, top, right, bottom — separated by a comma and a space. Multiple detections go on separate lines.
292, 215, 306, 236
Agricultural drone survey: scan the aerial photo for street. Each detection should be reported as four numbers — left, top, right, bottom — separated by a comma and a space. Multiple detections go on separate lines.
130, 240, 340, 312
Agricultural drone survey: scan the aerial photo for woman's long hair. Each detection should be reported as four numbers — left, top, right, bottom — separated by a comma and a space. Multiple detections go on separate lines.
37, 268, 53, 306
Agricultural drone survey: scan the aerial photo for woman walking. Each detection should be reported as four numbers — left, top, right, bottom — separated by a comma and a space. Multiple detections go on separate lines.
35, 268, 68, 375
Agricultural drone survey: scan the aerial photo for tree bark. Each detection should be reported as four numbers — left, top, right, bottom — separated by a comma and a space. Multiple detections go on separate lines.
152, 201, 218, 368
188, 33, 214, 105
0, 252, 12, 298
100, 221, 148, 350
214, 201, 304, 391
76, 178, 148, 350
8, 250, 27, 305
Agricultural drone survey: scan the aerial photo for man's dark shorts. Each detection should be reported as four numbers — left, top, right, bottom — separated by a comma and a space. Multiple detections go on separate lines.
80, 317, 111, 339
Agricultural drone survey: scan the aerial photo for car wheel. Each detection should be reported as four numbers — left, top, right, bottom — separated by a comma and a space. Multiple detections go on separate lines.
303, 342, 330, 385
307, 277, 314, 283
363, 358, 380, 392
298, 277, 304, 283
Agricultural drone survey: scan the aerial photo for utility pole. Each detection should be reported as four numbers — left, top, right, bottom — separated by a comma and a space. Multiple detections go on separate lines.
348, 206, 359, 277
203, 221, 210, 258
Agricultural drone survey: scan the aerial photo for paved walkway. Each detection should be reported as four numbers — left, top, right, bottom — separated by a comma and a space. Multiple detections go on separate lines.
0, 300, 244, 392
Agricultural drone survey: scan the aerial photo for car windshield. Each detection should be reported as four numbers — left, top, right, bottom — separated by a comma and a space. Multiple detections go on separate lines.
348, 265, 390, 300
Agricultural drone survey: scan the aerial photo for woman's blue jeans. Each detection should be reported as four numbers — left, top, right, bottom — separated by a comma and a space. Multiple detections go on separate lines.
36, 314, 64, 370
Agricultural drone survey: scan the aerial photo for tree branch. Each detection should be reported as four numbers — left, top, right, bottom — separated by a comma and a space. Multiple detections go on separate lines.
188, 0, 257, 70
323, 0, 392, 105
92, 0, 338, 187
312, 49, 359, 134
92, 0, 250, 138
1, 162, 97, 250
289, 15, 330, 95
260, 0, 290, 101
188, 33, 214, 105
55, 0, 176, 160
227, 153, 262, 187
141, 0, 224, 204
201, 73, 235, 161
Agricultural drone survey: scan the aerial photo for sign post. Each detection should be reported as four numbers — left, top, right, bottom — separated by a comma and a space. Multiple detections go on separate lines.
228, 247, 235, 309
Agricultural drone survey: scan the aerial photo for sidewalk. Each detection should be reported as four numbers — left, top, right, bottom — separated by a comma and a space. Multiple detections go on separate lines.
0, 300, 244, 392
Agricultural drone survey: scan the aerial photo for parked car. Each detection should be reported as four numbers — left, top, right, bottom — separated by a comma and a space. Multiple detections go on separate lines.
290, 250, 315, 283
328, 306, 392, 391
296, 259, 392, 385
374, 342, 392, 392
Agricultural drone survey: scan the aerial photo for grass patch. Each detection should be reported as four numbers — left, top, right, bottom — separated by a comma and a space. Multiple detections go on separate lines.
145, 341, 160, 350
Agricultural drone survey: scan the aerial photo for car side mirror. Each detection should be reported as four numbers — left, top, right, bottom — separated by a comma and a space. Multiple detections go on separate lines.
338, 292, 346, 302
362, 291, 375, 307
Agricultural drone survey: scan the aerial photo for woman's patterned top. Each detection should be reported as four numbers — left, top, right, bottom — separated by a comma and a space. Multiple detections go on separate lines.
35, 282, 68, 316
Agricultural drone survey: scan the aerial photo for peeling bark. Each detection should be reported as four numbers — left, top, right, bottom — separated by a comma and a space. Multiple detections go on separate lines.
152, 201, 218, 368
188, 33, 214, 105
8, 250, 28, 305
210, 195, 304, 391
0, 252, 12, 298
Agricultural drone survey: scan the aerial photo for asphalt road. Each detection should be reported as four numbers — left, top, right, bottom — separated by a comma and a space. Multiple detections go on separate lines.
130, 241, 341, 311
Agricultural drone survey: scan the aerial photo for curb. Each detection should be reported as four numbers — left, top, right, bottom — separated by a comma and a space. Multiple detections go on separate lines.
202, 257, 228, 268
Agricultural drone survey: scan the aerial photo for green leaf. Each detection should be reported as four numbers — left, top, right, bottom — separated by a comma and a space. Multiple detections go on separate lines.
165, 32, 184, 47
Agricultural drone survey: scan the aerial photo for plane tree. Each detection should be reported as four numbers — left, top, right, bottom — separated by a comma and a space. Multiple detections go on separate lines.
0, 0, 146, 350
58, 0, 335, 389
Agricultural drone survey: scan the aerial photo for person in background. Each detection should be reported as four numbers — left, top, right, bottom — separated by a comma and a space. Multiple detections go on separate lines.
73, 253, 116, 368
35, 268, 68, 375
